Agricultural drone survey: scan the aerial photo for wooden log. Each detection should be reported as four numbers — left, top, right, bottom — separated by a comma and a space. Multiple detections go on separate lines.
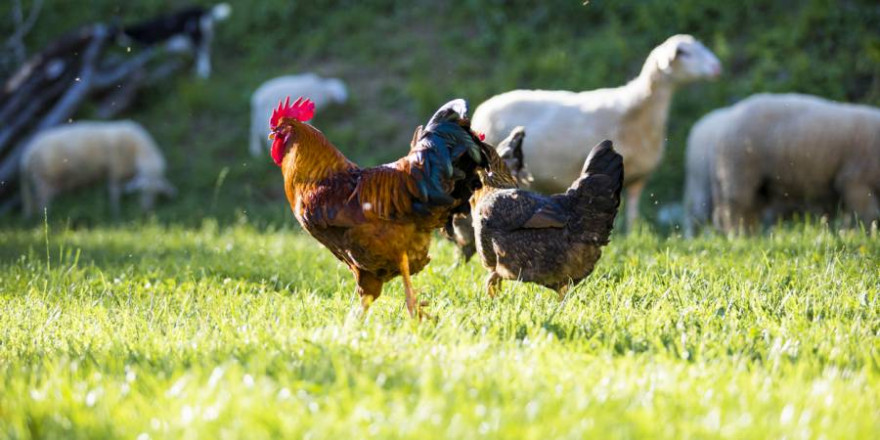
0, 24, 109, 185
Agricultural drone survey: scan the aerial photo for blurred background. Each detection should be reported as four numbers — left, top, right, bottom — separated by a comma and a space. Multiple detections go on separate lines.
1, 0, 879, 230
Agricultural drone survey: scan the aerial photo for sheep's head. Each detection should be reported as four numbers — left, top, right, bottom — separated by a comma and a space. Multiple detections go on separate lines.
652, 34, 721, 83
326, 79, 348, 104
268, 96, 316, 166
124, 175, 177, 211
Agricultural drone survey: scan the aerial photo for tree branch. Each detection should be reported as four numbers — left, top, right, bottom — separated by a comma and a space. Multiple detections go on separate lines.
4, 0, 44, 65
0, 24, 109, 184
91, 45, 158, 89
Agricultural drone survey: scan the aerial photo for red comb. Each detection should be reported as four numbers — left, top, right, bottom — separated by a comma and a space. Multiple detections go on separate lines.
270, 96, 315, 128
477, 132, 486, 141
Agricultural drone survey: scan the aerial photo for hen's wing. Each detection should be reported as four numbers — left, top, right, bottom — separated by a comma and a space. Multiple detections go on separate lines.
479, 189, 567, 231
521, 204, 569, 229
480, 140, 623, 234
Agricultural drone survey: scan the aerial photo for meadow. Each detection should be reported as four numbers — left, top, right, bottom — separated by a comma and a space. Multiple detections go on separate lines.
2, 0, 880, 438
1, 222, 878, 438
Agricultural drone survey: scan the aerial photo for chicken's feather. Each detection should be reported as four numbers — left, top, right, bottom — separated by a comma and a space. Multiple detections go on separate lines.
296, 99, 486, 229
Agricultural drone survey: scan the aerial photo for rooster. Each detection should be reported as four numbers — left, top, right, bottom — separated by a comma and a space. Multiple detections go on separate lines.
269, 97, 488, 317
472, 139, 623, 300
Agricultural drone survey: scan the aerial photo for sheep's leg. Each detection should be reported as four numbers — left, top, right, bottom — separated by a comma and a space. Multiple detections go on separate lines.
625, 179, 647, 229
33, 180, 52, 219
249, 110, 263, 157
842, 183, 879, 230
713, 172, 761, 235
684, 185, 712, 238
20, 176, 33, 219
485, 272, 502, 298
195, 16, 214, 78
108, 180, 122, 219
718, 198, 759, 235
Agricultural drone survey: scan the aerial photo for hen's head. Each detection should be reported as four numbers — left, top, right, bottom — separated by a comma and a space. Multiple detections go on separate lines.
269, 96, 315, 166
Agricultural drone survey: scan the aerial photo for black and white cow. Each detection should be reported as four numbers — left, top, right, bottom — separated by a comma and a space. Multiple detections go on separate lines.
119, 3, 231, 78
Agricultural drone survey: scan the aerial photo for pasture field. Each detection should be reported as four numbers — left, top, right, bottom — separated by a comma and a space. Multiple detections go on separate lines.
1, 222, 878, 439
2, 1, 879, 438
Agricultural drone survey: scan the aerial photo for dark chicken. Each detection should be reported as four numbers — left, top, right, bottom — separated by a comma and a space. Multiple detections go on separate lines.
269, 97, 488, 317
472, 139, 624, 299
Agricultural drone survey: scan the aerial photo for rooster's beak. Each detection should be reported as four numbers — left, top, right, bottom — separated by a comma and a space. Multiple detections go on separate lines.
268, 132, 276, 140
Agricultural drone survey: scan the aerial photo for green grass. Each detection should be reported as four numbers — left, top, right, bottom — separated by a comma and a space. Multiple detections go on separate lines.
1, 222, 878, 439
1, 2, 879, 438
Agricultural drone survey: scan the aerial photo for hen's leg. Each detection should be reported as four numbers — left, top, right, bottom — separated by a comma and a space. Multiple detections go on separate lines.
485, 272, 502, 298
355, 270, 383, 314
556, 283, 571, 302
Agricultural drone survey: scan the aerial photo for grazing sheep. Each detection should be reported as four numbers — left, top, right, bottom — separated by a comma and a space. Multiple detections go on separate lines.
20, 120, 176, 218
682, 107, 728, 236
693, 93, 880, 234
472, 34, 721, 228
249, 74, 348, 157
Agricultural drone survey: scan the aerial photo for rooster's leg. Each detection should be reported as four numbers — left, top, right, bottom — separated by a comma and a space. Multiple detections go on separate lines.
399, 253, 422, 319
355, 270, 383, 314
400, 253, 417, 317
485, 272, 502, 298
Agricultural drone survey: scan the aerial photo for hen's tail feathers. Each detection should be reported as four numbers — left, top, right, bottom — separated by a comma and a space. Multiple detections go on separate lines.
582, 140, 623, 185
570, 140, 624, 244
497, 126, 533, 186
409, 99, 488, 215
497, 126, 526, 158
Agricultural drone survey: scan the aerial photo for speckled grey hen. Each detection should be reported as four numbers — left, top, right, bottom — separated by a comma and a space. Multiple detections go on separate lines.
472, 139, 623, 299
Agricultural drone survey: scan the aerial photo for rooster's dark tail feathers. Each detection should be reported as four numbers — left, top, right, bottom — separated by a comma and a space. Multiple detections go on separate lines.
409, 99, 487, 214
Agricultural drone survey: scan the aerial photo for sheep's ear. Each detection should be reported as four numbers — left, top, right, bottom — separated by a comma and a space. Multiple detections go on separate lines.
657, 43, 678, 72
330, 80, 348, 103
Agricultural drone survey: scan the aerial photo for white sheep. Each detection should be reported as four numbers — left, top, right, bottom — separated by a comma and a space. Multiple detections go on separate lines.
682, 107, 728, 236
20, 120, 176, 218
471, 34, 721, 228
688, 93, 880, 234
249, 74, 348, 157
